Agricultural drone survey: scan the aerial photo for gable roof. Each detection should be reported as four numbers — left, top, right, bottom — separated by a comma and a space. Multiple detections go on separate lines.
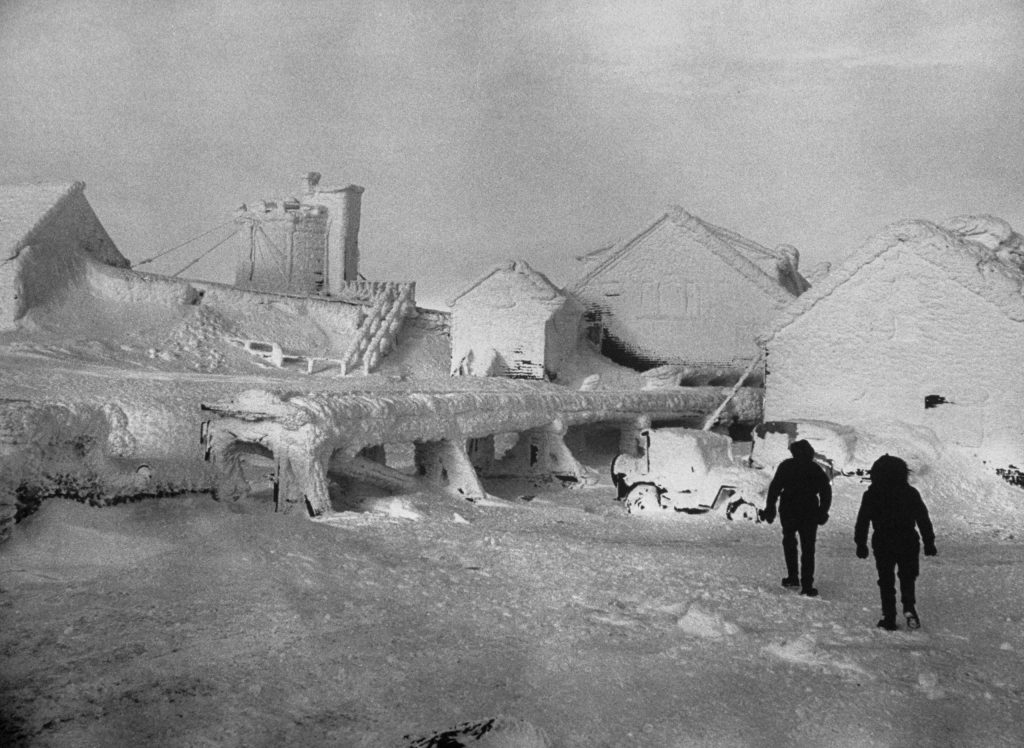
570, 206, 801, 306
447, 259, 568, 308
762, 219, 1024, 343
0, 181, 86, 261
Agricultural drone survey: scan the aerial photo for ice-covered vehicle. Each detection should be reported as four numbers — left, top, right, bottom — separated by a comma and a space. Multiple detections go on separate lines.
611, 427, 767, 520
750, 419, 942, 482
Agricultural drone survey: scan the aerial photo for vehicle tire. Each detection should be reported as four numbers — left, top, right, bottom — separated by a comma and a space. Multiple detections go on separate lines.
725, 498, 759, 522
624, 483, 662, 514
610, 455, 630, 500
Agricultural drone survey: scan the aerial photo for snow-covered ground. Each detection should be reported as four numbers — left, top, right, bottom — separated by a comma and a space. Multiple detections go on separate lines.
3, 452, 1023, 747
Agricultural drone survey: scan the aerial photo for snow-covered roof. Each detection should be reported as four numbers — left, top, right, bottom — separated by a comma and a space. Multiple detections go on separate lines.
762, 219, 1024, 343
0, 181, 86, 261
571, 206, 800, 306
447, 259, 567, 308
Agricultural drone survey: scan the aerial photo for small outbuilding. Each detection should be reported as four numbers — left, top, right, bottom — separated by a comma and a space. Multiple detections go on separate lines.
448, 260, 582, 380
570, 206, 809, 384
761, 217, 1024, 475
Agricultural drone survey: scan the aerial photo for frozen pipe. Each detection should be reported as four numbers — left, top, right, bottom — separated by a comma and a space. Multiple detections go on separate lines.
328, 451, 418, 492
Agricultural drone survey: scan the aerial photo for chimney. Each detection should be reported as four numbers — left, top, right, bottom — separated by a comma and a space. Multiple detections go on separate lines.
302, 171, 321, 196
302, 178, 364, 294
333, 184, 363, 287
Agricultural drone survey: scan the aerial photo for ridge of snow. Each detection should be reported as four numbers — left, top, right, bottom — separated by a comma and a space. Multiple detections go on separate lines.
761, 218, 1024, 343
570, 206, 800, 306
668, 206, 798, 307
447, 259, 565, 308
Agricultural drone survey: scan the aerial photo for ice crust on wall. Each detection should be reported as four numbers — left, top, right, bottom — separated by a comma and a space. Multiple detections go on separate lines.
763, 218, 1024, 470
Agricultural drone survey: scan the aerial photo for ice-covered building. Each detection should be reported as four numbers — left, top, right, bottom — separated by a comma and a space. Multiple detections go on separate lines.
448, 260, 583, 380
0, 181, 129, 330
570, 206, 809, 384
234, 172, 363, 297
762, 217, 1024, 475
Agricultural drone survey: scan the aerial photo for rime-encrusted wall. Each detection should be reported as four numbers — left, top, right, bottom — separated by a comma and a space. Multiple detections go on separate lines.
574, 217, 792, 374
450, 261, 581, 380
13, 242, 88, 317
234, 206, 329, 296
765, 250, 1024, 469
188, 278, 362, 338
233, 175, 364, 297
87, 260, 201, 306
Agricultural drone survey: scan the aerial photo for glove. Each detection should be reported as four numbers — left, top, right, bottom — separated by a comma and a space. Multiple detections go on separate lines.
817, 513, 829, 526
763, 507, 776, 525
924, 543, 937, 557
856, 545, 869, 559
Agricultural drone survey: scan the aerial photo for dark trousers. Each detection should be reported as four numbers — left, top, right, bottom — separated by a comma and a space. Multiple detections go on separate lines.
782, 519, 818, 590
874, 548, 919, 619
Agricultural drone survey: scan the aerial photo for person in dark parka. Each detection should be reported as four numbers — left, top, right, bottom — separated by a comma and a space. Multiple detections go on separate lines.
763, 439, 832, 597
855, 454, 936, 631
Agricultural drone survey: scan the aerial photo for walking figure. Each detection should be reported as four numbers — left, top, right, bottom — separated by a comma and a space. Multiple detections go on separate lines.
763, 439, 832, 597
855, 454, 937, 631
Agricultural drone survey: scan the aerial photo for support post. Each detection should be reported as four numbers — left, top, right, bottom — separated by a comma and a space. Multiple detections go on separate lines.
414, 438, 486, 501
702, 353, 763, 431
201, 423, 250, 502
619, 415, 651, 457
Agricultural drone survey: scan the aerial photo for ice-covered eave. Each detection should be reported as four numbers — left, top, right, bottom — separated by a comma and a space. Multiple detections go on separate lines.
570, 207, 798, 307
447, 259, 566, 308
672, 210, 797, 307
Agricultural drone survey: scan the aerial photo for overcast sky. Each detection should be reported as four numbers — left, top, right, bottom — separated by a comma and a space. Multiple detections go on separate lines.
2, 0, 1022, 308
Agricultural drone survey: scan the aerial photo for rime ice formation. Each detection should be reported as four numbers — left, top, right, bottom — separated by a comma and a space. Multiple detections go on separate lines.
3, 173, 1021, 539
201, 383, 762, 516
571, 206, 809, 384
234, 172, 365, 296
762, 218, 1024, 474
1, 179, 418, 376
942, 213, 1024, 271
0, 399, 211, 539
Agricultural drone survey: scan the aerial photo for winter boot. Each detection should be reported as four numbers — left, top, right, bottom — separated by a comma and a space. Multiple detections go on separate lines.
800, 587, 819, 597
904, 608, 920, 630
781, 577, 800, 588
877, 617, 899, 631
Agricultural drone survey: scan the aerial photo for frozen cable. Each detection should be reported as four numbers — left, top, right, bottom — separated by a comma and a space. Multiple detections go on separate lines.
170, 228, 239, 277
135, 219, 236, 266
